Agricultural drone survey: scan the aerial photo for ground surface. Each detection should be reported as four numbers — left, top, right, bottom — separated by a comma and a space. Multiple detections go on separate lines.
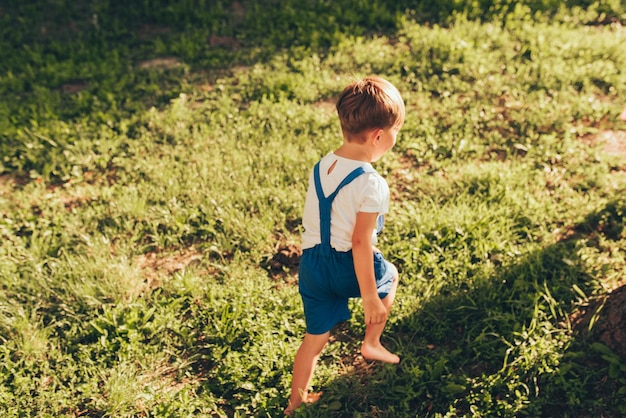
573, 126, 626, 357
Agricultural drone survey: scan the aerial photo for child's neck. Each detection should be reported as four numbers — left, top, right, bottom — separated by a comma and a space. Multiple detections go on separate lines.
334, 143, 373, 163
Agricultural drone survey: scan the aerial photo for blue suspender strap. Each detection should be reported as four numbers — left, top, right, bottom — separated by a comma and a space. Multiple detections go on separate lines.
313, 162, 368, 250
313, 163, 329, 245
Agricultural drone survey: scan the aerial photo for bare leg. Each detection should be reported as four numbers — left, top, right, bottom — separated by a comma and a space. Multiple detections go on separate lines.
285, 332, 330, 415
361, 275, 400, 364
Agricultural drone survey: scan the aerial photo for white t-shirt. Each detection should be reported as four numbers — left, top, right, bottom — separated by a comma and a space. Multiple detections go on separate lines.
301, 152, 390, 252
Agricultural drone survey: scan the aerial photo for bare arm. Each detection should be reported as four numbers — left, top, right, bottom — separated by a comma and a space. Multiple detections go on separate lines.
352, 211, 388, 325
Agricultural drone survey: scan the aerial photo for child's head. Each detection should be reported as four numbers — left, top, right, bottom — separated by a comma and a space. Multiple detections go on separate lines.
336, 76, 405, 142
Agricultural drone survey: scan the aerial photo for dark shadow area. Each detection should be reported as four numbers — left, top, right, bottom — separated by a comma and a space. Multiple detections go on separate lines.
283, 198, 625, 417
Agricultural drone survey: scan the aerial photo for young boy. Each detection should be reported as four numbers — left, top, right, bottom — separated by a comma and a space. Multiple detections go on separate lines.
286, 76, 405, 415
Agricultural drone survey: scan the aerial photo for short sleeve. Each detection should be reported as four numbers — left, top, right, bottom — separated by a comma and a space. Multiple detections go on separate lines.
358, 173, 390, 214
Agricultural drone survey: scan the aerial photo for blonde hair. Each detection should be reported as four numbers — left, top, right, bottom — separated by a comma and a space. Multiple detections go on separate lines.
336, 76, 405, 140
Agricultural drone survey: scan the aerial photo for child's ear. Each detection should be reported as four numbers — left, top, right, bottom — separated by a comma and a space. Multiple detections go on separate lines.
373, 128, 383, 143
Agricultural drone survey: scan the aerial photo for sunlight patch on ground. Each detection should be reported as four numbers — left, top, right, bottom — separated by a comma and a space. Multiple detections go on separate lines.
137, 57, 183, 70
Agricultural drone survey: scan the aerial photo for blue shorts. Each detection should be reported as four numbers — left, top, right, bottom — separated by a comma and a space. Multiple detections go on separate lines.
298, 245, 397, 335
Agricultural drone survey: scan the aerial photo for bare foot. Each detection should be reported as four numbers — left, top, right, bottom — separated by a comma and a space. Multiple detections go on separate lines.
361, 343, 400, 364
284, 391, 323, 416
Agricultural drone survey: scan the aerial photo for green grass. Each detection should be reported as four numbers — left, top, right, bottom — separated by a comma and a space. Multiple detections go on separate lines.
1, 0, 626, 416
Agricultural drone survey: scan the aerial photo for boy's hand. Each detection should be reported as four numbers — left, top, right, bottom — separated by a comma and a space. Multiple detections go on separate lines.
353, 211, 388, 325
363, 297, 388, 325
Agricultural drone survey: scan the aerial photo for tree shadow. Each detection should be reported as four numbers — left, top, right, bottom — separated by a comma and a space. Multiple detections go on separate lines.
287, 198, 625, 417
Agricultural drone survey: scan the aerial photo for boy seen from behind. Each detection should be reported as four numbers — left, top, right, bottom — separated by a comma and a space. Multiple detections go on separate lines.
286, 76, 405, 415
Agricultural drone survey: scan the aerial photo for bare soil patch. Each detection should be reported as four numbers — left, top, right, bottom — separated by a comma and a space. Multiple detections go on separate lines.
135, 248, 204, 288
261, 242, 301, 284
60, 80, 89, 94
0, 174, 14, 196
572, 284, 626, 357
582, 129, 626, 162
595, 130, 626, 159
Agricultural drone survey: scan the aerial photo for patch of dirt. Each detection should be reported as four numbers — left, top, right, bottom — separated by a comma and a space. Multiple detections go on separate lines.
135, 24, 172, 40
572, 284, 626, 357
209, 35, 240, 49
135, 248, 203, 288
229, 0, 246, 25
0, 175, 14, 196
558, 203, 626, 363
60, 80, 89, 94
580, 129, 626, 194
261, 242, 301, 283
592, 130, 626, 159
0, 173, 30, 194
61, 194, 94, 212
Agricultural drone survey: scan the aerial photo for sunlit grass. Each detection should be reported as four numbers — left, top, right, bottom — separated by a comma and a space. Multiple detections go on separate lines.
1, 1, 626, 416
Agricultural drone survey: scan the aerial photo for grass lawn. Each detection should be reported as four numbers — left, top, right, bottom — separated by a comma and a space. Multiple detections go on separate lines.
1, 0, 626, 416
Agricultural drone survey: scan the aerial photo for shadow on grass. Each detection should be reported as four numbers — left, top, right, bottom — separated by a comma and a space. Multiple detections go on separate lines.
283, 198, 625, 417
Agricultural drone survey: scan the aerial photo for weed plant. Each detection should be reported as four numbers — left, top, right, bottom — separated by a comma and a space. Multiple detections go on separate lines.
1, 0, 626, 416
